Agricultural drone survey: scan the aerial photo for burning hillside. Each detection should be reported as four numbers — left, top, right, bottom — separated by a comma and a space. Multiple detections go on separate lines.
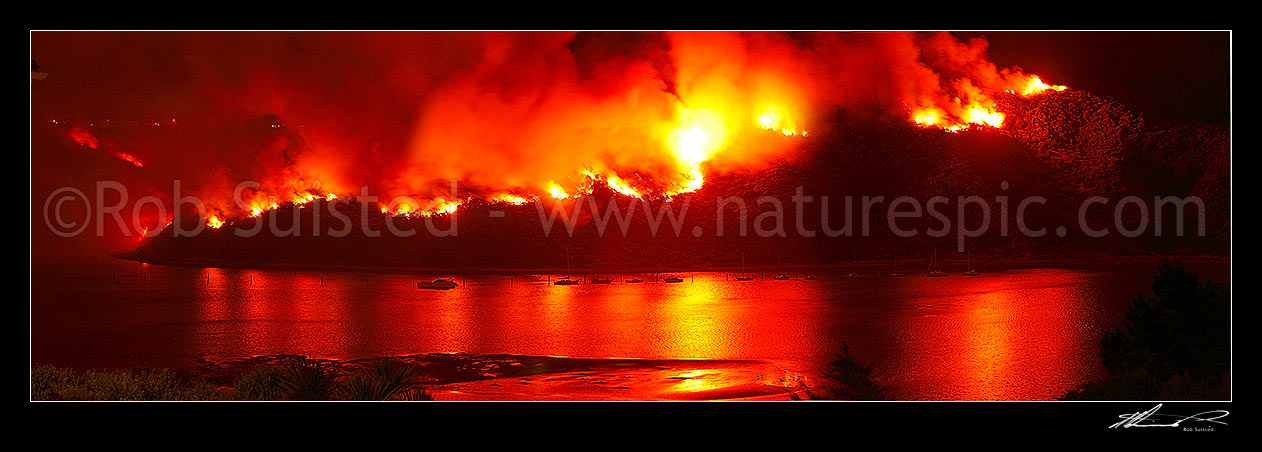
42, 32, 1082, 226
30, 31, 1229, 263
126, 87, 1229, 269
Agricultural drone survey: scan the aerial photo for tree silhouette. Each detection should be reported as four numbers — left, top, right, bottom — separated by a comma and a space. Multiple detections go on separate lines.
1066, 260, 1229, 400
823, 342, 886, 400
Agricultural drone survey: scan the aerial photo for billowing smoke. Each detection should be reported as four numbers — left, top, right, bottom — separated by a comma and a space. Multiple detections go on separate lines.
32, 31, 1065, 233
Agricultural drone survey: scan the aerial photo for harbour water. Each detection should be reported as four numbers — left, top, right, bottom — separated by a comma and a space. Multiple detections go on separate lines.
30, 257, 1229, 400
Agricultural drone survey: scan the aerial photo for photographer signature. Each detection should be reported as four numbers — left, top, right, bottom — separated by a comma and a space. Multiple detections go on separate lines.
1110, 404, 1229, 429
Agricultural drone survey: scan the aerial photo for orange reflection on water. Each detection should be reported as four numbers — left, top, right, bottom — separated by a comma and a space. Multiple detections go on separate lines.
656, 277, 728, 359
432, 279, 477, 353
960, 291, 1014, 395
43, 262, 1190, 400
538, 277, 580, 356
890, 269, 1097, 400
671, 369, 721, 393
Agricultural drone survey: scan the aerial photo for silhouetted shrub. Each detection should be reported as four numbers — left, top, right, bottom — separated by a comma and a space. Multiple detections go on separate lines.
338, 358, 432, 401
277, 358, 339, 401
233, 364, 289, 400
822, 342, 886, 400
1064, 261, 1229, 400
31, 365, 226, 401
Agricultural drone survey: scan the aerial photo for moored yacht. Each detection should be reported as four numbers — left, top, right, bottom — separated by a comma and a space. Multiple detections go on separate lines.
417, 278, 458, 290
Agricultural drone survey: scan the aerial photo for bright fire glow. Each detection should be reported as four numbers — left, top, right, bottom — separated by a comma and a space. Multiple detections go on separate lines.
548, 182, 570, 200
583, 169, 644, 198
390, 197, 462, 217
293, 193, 319, 204
173, 33, 1072, 226
676, 126, 712, 164
667, 109, 726, 195
207, 215, 225, 229
67, 127, 144, 167
116, 153, 145, 168
433, 199, 460, 215
230, 185, 345, 222
1019, 75, 1067, 96
914, 109, 944, 127
915, 73, 1066, 132
914, 102, 1004, 132
757, 107, 807, 136
603, 174, 642, 198
964, 105, 1004, 128
491, 193, 531, 205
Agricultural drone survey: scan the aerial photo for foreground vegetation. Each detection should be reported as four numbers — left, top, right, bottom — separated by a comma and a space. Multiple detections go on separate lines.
783, 342, 887, 401
821, 342, 886, 400
1063, 261, 1230, 400
32, 357, 433, 401
31, 365, 227, 401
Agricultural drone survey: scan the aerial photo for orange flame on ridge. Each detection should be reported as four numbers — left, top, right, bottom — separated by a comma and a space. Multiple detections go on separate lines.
914, 74, 1066, 132
171, 32, 1076, 227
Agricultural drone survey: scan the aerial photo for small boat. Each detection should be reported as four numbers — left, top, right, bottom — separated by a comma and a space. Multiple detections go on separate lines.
927, 248, 948, 277
555, 248, 580, 285
771, 253, 795, 280
417, 279, 458, 290
625, 278, 645, 283
662, 276, 684, 283
846, 250, 861, 277
735, 257, 755, 281
803, 275, 818, 280
961, 251, 980, 276
889, 254, 905, 277
590, 277, 612, 284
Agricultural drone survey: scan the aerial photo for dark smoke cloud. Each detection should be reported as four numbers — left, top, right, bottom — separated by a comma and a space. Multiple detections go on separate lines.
33, 31, 1088, 253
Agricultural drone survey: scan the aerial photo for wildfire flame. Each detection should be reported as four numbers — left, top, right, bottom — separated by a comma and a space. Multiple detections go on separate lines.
963, 105, 1004, 128
127, 32, 1075, 231
666, 108, 726, 195
383, 197, 461, 217
434, 199, 460, 215
581, 170, 643, 198
914, 74, 1067, 132
115, 152, 145, 168
758, 107, 807, 137
188, 98, 812, 227
603, 174, 642, 198
490, 193, 530, 205
547, 182, 570, 200
67, 127, 144, 167
1016, 75, 1067, 96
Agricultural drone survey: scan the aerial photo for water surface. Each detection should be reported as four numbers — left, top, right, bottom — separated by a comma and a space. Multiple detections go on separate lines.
30, 258, 1229, 400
